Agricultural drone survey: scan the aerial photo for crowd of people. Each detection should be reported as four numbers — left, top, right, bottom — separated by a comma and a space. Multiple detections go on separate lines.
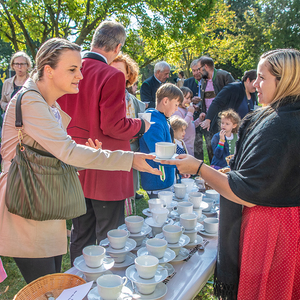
0, 18, 299, 300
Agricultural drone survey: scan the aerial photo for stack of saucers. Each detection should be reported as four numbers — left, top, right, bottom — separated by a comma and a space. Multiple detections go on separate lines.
155, 224, 190, 262
100, 229, 137, 269
118, 216, 151, 251
73, 245, 114, 282
126, 255, 168, 298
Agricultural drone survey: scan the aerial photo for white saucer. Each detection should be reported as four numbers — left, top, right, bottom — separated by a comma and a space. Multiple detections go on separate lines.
74, 255, 114, 273
199, 229, 218, 237
202, 210, 219, 217
169, 210, 179, 220
131, 282, 168, 300
150, 152, 178, 162
137, 247, 176, 264
145, 217, 174, 228
155, 233, 190, 248
113, 252, 136, 268
118, 224, 152, 237
142, 208, 152, 217
174, 221, 204, 233
173, 194, 189, 202
185, 235, 204, 248
200, 202, 209, 210
171, 248, 190, 262
162, 262, 175, 276
100, 238, 137, 253
126, 264, 168, 284
88, 286, 133, 300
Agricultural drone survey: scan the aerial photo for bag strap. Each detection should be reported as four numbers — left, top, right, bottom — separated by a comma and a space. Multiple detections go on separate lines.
15, 89, 42, 128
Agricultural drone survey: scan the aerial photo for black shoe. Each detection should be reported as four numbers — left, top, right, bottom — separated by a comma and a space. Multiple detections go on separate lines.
135, 193, 143, 200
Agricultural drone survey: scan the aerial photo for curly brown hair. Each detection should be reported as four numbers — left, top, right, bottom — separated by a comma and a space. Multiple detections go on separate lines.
112, 53, 139, 87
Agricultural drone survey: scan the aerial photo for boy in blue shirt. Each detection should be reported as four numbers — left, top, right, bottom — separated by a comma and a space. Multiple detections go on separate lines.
140, 83, 183, 198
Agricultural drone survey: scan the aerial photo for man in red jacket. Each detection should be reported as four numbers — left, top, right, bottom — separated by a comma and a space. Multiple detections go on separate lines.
58, 21, 150, 265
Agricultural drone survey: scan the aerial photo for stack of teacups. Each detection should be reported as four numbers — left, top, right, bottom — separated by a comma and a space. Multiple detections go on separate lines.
124, 215, 150, 247
179, 213, 201, 245
158, 191, 176, 212
172, 201, 194, 220
96, 274, 128, 300
205, 190, 220, 204
106, 229, 134, 264
73, 245, 114, 281
181, 178, 195, 194
188, 191, 203, 220
125, 255, 168, 295
194, 176, 205, 191
173, 183, 186, 199
146, 199, 171, 235
161, 224, 189, 256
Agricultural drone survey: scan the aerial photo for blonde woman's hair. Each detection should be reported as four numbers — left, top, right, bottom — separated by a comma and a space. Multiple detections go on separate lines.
10, 51, 32, 70
31, 38, 81, 81
260, 49, 300, 105
218, 109, 241, 134
112, 54, 139, 87
170, 115, 188, 132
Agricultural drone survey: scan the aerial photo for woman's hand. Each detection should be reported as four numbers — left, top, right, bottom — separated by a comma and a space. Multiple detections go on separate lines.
160, 154, 201, 175
86, 138, 102, 149
132, 153, 163, 175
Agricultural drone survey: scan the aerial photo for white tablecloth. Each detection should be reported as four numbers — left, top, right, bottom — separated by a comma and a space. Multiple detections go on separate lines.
66, 236, 217, 300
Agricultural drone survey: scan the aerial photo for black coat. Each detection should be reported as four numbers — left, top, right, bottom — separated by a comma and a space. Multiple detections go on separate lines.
206, 81, 257, 134
140, 75, 161, 108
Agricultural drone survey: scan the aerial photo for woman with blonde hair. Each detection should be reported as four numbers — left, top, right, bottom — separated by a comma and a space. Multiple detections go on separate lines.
0, 38, 160, 283
0, 51, 32, 111
161, 49, 300, 299
111, 53, 146, 200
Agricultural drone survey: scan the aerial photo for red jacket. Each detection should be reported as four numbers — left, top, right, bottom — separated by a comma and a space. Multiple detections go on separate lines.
58, 53, 142, 200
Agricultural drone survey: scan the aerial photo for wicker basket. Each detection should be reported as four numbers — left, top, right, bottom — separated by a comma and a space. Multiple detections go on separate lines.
13, 273, 86, 300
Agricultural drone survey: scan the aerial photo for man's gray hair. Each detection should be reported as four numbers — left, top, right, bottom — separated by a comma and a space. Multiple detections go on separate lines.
190, 59, 200, 69
154, 61, 170, 74
91, 21, 126, 52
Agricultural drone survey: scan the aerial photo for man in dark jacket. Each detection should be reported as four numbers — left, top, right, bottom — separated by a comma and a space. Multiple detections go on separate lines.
201, 70, 257, 134
194, 56, 235, 162
140, 61, 170, 108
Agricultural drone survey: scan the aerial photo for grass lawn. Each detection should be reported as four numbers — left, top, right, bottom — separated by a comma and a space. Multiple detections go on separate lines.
0, 138, 217, 299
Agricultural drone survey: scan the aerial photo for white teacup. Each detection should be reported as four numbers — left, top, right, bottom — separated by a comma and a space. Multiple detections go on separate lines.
195, 176, 205, 189
82, 245, 106, 268
107, 251, 127, 263
203, 217, 219, 233
125, 215, 144, 234
135, 255, 159, 279
193, 208, 203, 219
162, 224, 184, 244
188, 192, 203, 209
148, 199, 166, 211
135, 281, 157, 295
180, 213, 198, 231
158, 191, 173, 207
181, 178, 195, 193
151, 208, 169, 226
146, 238, 168, 259
138, 112, 151, 122
107, 229, 129, 249
173, 183, 186, 199
97, 274, 127, 300
202, 198, 215, 212
155, 142, 175, 159
185, 231, 197, 244
205, 190, 220, 204
176, 201, 193, 215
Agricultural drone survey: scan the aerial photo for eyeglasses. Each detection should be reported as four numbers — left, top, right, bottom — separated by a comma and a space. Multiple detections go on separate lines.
13, 63, 28, 67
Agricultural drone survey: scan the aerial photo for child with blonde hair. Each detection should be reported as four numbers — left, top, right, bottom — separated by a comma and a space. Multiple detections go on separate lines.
211, 109, 241, 169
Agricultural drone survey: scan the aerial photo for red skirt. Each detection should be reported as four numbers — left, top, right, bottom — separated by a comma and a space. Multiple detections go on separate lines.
238, 206, 300, 300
